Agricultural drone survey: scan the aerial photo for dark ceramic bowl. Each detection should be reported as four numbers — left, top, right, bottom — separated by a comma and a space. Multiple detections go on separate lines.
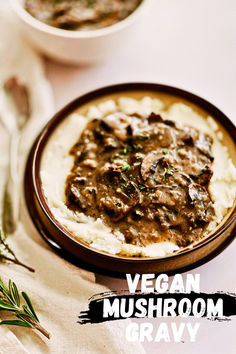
24, 83, 236, 276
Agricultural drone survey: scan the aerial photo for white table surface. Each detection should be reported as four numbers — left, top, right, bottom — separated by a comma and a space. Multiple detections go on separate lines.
20, 0, 236, 353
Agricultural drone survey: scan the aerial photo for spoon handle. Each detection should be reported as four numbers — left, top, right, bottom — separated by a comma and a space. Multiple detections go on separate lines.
2, 130, 20, 235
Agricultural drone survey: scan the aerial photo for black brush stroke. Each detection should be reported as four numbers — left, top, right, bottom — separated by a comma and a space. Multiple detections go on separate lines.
78, 291, 236, 324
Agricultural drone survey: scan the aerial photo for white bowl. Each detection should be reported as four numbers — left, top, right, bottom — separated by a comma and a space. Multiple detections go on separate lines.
10, 0, 148, 65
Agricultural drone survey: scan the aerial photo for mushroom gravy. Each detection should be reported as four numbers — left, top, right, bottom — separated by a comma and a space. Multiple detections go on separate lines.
65, 112, 215, 248
24, 0, 142, 30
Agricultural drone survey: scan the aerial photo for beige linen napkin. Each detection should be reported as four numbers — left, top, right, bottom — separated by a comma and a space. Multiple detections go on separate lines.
0, 6, 145, 354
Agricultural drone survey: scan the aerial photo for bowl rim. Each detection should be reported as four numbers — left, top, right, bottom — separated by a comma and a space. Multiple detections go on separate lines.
31, 82, 236, 263
10, 0, 147, 39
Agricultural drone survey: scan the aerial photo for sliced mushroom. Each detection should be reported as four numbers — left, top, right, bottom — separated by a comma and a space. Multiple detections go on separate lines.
191, 165, 213, 185
121, 182, 141, 206
141, 152, 163, 181
100, 119, 113, 133
165, 119, 178, 128
153, 185, 185, 207
147, 113, 164, 124
188, 183, 209, 203
155, 126, 173, 147
153, 186, 176, 207
131, 209, 144, 221
99, 196, 131, 222
72, 176, 87, 185
181, 127, 199, 146
104, 137, 119, 150
66, 184, 88, 211
196, 133, 214, 161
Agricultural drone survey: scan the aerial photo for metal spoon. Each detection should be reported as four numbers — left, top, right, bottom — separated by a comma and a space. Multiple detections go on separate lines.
0, 77, 30, 235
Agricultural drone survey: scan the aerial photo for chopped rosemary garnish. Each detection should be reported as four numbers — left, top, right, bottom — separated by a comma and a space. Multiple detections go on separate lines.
164, 168, 174, 177
119, 164, 131, 171
115, 202, 122, 207
114, 153, 127, 162
138, 185, 146, 191
121, 145, 132, 154
134, 144, 143, 150
137, 134, 149, 140
166, 169, 173, 175
162, 148, 169, 154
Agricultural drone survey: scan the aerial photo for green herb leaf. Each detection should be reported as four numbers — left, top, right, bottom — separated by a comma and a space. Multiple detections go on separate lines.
12, 282, 20, 307
0, 320, 32, 328
0, 299, 16, 311
137, 134, 149, 141
138, 185, 146, 191
162, 148, 169, 154
0, 279, 11, 304
21, 306, 36, 321
163, 167, 174, 178
9, 280, 18, 306
134, 144, 142, 150
0, 278, 8, 293
121, 145, 132, 154
119, 164, 131, 172
114, 154, 127, 162
16, 314, 34, 327
22, 292, 39, 322
166, 169, 173, 176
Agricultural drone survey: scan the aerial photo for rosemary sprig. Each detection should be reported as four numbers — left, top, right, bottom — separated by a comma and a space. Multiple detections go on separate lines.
0, 278, 50, 339
0, 229, 34, 273
2, 188, 15, 235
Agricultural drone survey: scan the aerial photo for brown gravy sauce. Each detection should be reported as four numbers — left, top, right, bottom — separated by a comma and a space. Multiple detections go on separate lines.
65, 106, 215, 248
24, 0, 142, 30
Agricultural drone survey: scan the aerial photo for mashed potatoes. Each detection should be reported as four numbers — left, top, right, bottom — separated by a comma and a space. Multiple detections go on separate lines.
40, 96, 236, 257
